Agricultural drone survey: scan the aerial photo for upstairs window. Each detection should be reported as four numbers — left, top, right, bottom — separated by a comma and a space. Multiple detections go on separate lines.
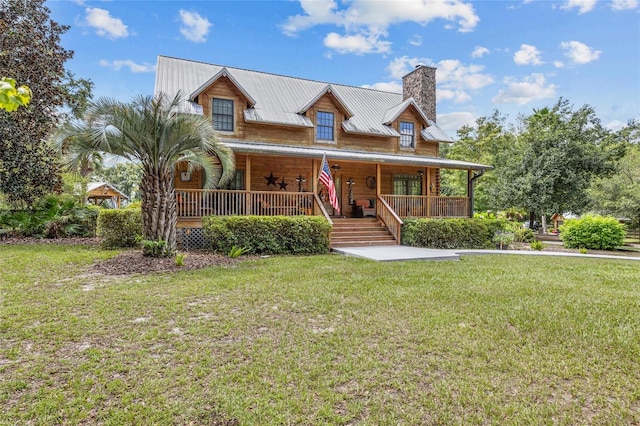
212, 98, 234, 132
400, 121, 415, 148
317, 111, 335, 141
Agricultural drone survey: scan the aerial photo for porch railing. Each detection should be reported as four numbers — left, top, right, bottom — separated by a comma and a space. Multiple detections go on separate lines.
176, 190, 470, 220
381, 195, 470, 218
176, 189, 316, 218
377, 196, 403, 243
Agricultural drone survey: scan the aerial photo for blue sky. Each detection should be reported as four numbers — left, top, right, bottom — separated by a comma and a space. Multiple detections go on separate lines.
47, 0, 639, 136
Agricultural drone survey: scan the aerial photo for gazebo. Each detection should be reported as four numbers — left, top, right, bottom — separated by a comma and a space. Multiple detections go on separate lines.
86, 182, 128, 208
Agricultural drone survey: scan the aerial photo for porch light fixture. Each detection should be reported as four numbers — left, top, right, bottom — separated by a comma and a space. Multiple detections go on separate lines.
417, 169, 424, 180
331, 164, 341, 174
430, 182, 436, 193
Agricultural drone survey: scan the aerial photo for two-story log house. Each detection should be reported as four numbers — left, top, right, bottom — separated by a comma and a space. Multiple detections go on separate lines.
154, 55, 491, 246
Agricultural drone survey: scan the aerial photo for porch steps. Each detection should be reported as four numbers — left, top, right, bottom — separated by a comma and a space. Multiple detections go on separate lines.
330, 218, 397, 248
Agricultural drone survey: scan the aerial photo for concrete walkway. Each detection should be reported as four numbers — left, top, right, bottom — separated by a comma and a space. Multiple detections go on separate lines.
332, 245, 640, 262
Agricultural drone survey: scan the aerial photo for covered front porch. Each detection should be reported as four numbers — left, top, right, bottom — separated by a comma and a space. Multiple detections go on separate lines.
175, 142, 490, 244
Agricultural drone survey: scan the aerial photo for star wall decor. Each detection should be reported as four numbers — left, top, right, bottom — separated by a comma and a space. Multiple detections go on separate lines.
279, 178, 289, 190
264, 172, 278, 187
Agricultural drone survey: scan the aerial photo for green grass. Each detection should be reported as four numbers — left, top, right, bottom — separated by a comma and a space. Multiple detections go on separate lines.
1, 244, 639, 425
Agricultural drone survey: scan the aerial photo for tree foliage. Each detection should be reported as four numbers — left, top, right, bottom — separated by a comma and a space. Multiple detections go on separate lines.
587, 120, 640, 227
52, 93, 235, 257
0, 77, 31, 111
494, 98, 622, 218
442, 110, 516, 211
0, 0, 93, 207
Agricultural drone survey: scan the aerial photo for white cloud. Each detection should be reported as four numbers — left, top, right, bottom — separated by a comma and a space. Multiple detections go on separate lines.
437, 89, 472, 104
437, 111, 477, 134
605, 119, 626, 131
409, 35, 423, 47
436, 59, 495, 91
611, 0, 638, 10
361, 81, 403, 93
562, 0, 598, 14
554, 61, 565, 68
85, 7, 128, 39
513, 44, 543, 65
283, 0, 479, 54
385, 56, 493, 105
492, 74, 557, 105
99, 59, 156, 73
560, 40, 601, 64
284, 0, 479, 34
471, 46, 489, 58
324, 31, 391, 55
179, 10, 212, 43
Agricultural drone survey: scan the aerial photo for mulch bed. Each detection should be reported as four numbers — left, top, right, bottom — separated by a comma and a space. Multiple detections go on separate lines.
92, 250, 245, 275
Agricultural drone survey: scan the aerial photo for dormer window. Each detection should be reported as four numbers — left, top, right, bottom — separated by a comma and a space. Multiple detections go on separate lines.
400, 121, 415, 148
212, 98, 234, 132
317, 111, 335, 142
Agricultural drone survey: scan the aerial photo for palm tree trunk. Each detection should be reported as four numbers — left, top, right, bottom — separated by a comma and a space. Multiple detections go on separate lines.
140, 169, 177, 256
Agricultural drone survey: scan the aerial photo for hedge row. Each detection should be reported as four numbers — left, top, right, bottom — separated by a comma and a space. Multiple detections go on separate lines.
97, 209, 143, 249
401, 218, 509, 249
203, 215, 331, 255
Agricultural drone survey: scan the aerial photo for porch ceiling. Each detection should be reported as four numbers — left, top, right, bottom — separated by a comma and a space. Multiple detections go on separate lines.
221, 139, 493, 171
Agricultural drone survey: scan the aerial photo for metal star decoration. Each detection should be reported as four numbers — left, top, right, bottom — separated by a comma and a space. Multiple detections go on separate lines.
278, 178, 289, 190
265, 172, 279, 187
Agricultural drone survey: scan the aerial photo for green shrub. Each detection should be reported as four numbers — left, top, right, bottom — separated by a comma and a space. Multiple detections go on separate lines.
175, 252, 187, 266
141, 239, 170, 257
0, 195, 98, 238
530, 240, 544, 251
228, 245, 251, 258
203, 215, 331, 255
401, 218, 509, 249
560, 215, 625, 250
97, 208, 143, 249
514, 227, 535, 243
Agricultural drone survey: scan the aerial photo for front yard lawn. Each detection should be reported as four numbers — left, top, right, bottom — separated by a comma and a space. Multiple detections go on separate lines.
1, 244, 639, 424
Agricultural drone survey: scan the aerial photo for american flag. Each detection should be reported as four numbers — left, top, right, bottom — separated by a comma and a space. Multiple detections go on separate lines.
319, 154, 340, 214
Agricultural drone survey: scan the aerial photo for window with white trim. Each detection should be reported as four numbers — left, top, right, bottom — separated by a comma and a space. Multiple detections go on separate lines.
316, 111, 334, 141
212, 98, 234, 132
400, 121, 415, 148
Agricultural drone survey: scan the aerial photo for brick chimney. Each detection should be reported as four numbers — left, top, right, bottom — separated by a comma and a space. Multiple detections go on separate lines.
402, 65, 437, 122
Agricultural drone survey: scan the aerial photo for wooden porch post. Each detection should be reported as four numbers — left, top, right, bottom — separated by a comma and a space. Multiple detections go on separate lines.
246, 155, 252, 214
467, 169, 472, 217
426, 168, 432, 218
376, 163, 381, 196
312, 159, 318, 215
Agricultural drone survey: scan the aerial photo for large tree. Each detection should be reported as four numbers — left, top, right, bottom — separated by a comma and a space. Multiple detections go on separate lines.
0, 0, 92, 207
53, 93, 235, 256
441, 110, 516, 212
495, 98, 623, 228
587, 120, 640, 229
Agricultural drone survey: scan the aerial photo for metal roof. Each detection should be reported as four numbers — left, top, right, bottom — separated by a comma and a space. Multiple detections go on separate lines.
422, 119, 455, 143
221, 139, 493, 171
155, 55, 454, 143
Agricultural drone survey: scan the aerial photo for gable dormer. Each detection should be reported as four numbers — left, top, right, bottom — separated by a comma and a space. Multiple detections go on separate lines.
383, 98, 431, 150
190, 68, 256, 133
297, 85, 354, 144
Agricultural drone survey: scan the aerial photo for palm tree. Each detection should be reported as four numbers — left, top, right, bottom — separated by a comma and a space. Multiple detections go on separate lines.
52, 93, 235, 256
